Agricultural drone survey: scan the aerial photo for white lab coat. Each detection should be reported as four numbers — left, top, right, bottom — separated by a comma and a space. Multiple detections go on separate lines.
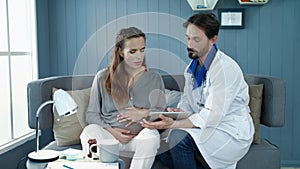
177, 50, 254, 169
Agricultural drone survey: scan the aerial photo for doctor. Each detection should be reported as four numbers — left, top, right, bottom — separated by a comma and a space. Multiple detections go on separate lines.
141, 13, 254, 169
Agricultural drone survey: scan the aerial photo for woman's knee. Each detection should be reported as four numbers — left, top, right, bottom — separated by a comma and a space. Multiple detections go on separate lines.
80, 124, 97, 139
83, 124, 100, 132
137, 128, 160, 149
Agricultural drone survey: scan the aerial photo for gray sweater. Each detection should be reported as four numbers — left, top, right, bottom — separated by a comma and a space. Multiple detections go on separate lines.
86, 68, 166, 134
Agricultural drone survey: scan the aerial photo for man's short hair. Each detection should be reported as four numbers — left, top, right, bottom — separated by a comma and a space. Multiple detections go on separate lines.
183, 13, 220, 40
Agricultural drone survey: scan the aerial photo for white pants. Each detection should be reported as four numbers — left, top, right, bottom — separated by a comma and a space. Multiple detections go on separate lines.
80, 124, 160, 169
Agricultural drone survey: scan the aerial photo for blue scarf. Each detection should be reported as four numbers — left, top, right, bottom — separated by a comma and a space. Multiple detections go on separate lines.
187, 44, 217, 90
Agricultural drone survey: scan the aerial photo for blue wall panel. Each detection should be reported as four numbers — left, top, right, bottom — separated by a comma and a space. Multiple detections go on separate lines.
293, 0, 300, 162
235, 29, 248, 73
85, 0, 97, 74
75, 0, 87, 74
36, 0, 50, 78
96, 0, 108, 70
246, 7, 260, 74
48, 0, 58, 75
258, 2, 271, 75
270, 0, 283, 77
36, 0, 300, 166
65, 0, 77, 75
56, 0, 68, 75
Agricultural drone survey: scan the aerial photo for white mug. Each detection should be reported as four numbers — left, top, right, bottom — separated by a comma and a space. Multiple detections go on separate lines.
89, 139, 120, 163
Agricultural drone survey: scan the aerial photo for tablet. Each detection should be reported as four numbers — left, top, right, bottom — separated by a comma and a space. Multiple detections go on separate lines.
149, 111, 192, 120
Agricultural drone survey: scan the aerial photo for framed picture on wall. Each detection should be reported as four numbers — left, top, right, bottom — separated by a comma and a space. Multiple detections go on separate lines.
218, 8, 245, 29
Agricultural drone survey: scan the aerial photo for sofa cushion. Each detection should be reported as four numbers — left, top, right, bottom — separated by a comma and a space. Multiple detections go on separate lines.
236, 139, 280, 169
248, 84, 264, 144
52, 87, 91, 146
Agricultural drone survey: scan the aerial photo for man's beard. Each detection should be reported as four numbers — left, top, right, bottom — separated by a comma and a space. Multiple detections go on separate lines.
187, 47, 200, 60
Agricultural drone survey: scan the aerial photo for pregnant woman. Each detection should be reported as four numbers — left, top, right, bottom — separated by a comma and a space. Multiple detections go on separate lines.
80, 27, 166, 169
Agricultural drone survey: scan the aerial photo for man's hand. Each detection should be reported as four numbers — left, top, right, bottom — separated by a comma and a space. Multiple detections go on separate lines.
141, 114, 174, 129
117, 107, 149, 127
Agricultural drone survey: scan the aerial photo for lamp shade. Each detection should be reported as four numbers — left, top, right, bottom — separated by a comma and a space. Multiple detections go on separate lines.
53, 89, 78, 118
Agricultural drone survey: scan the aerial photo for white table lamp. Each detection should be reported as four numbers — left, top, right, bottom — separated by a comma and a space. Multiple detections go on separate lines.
28, 89, 78, 162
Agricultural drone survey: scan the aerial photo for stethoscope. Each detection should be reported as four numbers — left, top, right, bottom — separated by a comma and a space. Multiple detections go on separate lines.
191, 74, 206, 108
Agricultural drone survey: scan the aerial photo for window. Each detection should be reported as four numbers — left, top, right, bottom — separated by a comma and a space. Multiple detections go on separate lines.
0, 0, 37, 147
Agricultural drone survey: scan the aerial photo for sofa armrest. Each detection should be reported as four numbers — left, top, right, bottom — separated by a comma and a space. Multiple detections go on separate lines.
27, 75, 94, 130
244, 74, 286, 127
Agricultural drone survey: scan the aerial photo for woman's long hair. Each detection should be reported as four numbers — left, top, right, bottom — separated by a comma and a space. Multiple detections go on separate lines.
104, 27, 146, 106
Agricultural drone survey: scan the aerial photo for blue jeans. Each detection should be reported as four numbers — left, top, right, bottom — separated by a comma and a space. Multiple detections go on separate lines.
157, 129, 210, 169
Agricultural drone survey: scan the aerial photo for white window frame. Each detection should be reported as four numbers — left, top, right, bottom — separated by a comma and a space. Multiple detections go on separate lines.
0, 0, 38, 153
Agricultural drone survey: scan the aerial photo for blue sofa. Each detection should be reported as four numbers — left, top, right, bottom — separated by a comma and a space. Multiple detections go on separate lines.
27, 73, 286, 169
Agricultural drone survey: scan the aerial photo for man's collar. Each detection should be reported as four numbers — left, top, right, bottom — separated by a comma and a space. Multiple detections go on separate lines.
187, 44, 218, 89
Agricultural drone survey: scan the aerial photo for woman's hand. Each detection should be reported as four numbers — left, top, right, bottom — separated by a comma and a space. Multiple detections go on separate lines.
106, 128, 135, 144
141, 114, 175, 129
117, 107, 149, 127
